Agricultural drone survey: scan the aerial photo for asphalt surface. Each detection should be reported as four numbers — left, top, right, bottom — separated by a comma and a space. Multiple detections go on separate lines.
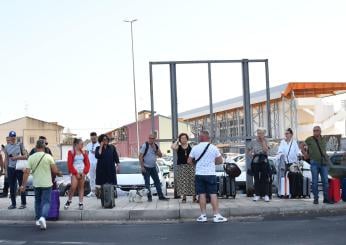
0, 215, 345, 245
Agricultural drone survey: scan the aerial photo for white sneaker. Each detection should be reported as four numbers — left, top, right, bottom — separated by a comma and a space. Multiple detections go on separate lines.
35, 220, 40, 226
196, 214, 207, 222
38, 217, 46, 230
87, 192, 96, 198
213, 214, 227, 223
253, 195, 260, 201
264, 195, 270, 202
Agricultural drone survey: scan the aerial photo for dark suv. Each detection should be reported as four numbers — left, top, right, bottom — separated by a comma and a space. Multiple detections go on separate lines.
328, 151, 346, 178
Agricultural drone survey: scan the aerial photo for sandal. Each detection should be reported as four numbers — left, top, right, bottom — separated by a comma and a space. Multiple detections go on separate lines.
64, 200, 72, 210
79, 203, 84, 210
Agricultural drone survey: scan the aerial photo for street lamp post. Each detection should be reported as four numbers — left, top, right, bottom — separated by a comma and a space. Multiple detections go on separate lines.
124, 19, 140, 156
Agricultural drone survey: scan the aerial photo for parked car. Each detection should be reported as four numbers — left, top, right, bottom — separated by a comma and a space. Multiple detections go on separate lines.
327, 151, 346, 178
55, 160, 91, 197
117, 158, 167, 196
157, 158, 173, 169
162, 155, 173, 163
156, 159, 171, 176
232, 154, 246, 163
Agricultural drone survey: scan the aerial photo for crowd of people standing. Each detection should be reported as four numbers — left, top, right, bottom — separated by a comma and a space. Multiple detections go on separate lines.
0, 124, 337, 228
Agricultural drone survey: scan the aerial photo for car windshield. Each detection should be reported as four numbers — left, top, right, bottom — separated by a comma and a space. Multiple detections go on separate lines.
55, 161, 69, 175
118, 161, 142, 174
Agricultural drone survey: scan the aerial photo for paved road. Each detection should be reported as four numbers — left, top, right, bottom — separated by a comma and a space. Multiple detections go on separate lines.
0, 216, 345, 245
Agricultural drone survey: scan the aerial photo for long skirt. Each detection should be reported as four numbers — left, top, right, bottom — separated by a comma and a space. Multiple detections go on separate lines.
177, 164, 195, 196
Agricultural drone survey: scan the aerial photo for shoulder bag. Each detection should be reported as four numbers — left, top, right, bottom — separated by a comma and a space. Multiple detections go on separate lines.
31, 154, 46, 175
313, 137, 331, 165
193, 143, 211, 164
16, 143, 28, 170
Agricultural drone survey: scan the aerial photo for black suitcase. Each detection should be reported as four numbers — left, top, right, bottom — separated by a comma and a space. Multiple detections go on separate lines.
225, 176, 236, 199
302, 176, 311, 198
217, 176, 226, 197
268, 176, 273, 199
288, 172, 303, 198
101, 184, 115, 208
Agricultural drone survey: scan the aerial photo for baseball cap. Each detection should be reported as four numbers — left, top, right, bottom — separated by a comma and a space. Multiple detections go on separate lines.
8, 131, 16, 137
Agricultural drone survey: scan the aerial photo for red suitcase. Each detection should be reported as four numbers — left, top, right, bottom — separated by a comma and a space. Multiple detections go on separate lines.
328, 178, 341, 203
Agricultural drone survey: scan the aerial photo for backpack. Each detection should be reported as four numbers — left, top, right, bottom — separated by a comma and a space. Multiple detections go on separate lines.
143, 142, 159, 158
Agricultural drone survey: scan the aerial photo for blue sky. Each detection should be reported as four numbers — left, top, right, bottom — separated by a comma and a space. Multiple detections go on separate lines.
1, 0, 345, 138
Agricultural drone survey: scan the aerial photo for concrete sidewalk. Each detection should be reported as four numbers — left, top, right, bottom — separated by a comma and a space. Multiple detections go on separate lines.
0, 193, 346, 222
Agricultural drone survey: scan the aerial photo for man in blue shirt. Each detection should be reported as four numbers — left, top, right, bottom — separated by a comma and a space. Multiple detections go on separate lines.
139, 134, 169, 202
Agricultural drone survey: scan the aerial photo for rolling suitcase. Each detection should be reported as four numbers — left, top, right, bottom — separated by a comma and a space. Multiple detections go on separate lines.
217, 176, 226, 197
278, 173, 290, 198
47, 189, 60, 221
288, 172, 303, 198
101, 184, 115, 208
328, 178, 341, 203
268, 176, 274, 199
225, 176, 236, 199
302, 176, 311, 198
341, 178, 346, 202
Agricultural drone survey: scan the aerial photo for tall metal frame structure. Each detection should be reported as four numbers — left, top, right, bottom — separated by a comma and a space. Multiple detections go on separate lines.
149, 59, 271, 195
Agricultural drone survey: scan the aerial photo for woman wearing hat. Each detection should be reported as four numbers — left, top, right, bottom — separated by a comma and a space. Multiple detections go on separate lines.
4, 131, 28, 209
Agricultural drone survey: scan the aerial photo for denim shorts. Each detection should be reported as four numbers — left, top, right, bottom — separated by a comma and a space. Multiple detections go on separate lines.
195, 175, 217, 195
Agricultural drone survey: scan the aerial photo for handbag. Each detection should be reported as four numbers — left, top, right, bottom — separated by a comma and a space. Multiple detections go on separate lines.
289, 163, 301, 173
16, 160, 28, 170
224, 162, 241, 178
15, 143, 28, 170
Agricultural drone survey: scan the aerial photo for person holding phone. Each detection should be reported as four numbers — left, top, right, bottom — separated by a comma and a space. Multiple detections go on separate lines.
64, 138, 90, 210
171, 133, 196, 203
95, 134, 119, 204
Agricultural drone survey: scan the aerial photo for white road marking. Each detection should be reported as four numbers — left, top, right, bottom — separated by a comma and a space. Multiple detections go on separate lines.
0, 241, 117, 245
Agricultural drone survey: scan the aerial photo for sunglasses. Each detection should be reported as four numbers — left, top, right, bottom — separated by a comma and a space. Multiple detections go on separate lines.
149, 137, 155, 140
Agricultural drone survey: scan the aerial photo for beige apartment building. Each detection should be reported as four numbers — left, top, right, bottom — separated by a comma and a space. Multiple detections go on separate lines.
0, 117, 64, 159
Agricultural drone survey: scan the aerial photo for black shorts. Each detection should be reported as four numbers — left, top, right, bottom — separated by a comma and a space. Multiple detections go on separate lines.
195, 175, 217, 195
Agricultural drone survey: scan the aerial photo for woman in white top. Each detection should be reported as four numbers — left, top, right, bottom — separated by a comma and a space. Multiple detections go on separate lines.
64, 138, 90, 210
278, 128, 301, 165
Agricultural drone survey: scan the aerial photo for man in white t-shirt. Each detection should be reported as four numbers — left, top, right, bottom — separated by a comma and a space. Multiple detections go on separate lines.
188, 131, 227, 223
85, 132, 100, 197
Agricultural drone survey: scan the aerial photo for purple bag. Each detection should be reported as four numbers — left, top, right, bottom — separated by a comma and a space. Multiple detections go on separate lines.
47, 189, 60, 221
